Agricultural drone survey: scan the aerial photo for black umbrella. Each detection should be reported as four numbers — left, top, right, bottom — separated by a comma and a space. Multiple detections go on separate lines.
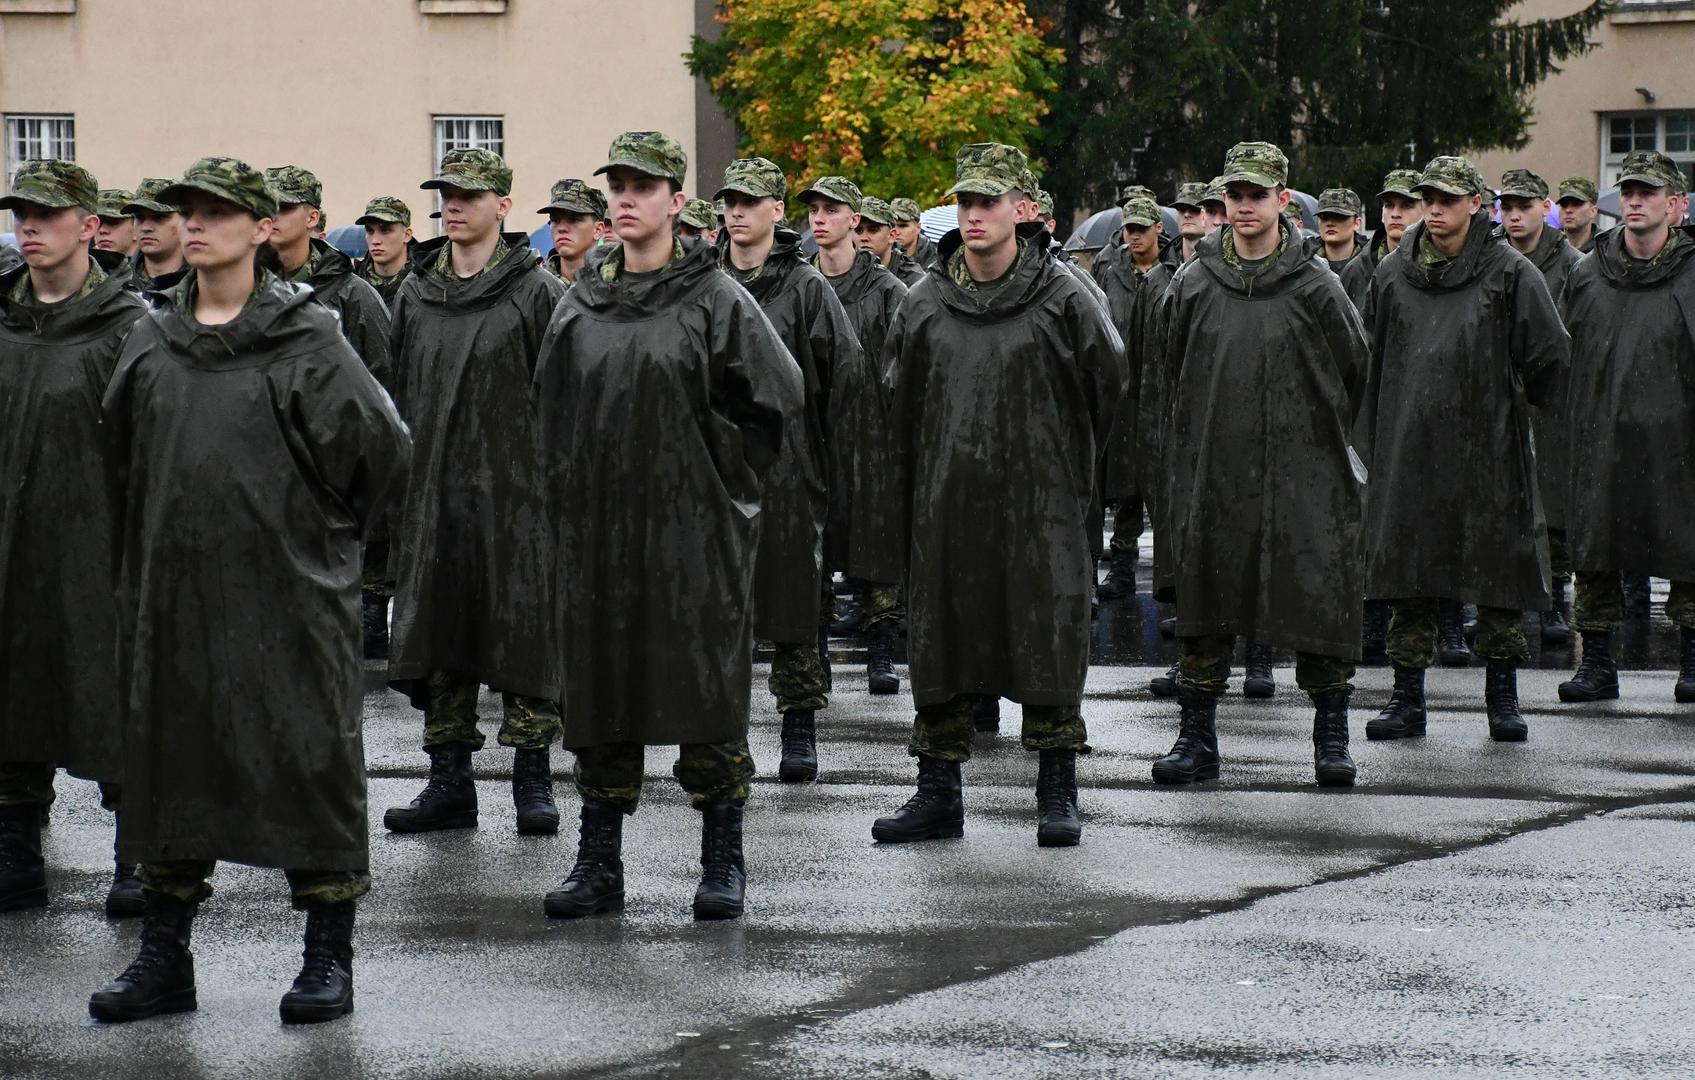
1063, 205, 1182, 251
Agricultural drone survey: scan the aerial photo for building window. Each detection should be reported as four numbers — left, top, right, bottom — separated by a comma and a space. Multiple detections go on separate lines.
4, 113, 75, 189
1603, 112, 1695, 189
432, 115, 504, 166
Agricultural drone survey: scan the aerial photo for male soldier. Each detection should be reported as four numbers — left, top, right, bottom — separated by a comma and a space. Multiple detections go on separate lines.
1151, 142, 1371, 788
123, 179, 188, 292
857, 196, 923, 286
0, 160, 148, 917
354, 196, 415, 308
383, 148, 567, 836
1498, 168, 1581, 646
1357, 156, 1569, 743
539, 179, 608, 286
890, 197, 939, 270
1341, 169, 1423, 310
1315, 188, 1369, 275
1559, 151, 1695, 705
1672, 170, 1689, 226
1556, 176, 1601, 254
718, 160, 861, 782
93, 188, 139, 258
870, 143, 1124, 848
1090, 183, 1155, 287
1172, 182, 1209, 262
677, 198, 717, 241
1202, 177, 1228, 232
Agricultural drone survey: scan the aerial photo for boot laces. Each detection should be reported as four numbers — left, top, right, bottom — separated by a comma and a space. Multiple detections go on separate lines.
700, 830, 740, 888
565, 825, 617, 884
120, 922, 184, 984
297, 939, 342, 987
514, 765, 552, 804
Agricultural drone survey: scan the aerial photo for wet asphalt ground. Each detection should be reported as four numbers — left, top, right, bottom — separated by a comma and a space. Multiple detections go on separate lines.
3, 552, 1693, 1079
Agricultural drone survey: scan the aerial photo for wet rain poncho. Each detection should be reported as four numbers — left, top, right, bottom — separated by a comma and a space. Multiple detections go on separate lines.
295, 236, 393, 387
1159, 224, 1371, 656
387, 235, 566, 704
883, 223, 1125, 707
535, 239, 800, 747
1095, 250, 1166, 503
1563, 225, 1695, 578
1339, 231, 1392, 312
1505, 224, 1581, 532
1357, 209, 1570, 610
0, 252, 144, 781
104, 271, 410, 870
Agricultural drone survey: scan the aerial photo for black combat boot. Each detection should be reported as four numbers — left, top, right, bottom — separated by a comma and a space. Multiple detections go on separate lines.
1311, 689, 1356, 787
1623, 572, 1652, 615
1035, 750, 1082, 847
830, 591, 863, 637
973, 696, 1000, 733
88, 892, 197, 1022
361, 593, 389, 660
279, 900, 356, 1025
1540, 584, 1573, 645
512, 748, 560, 835
867, 620, 900, 695
1676, 627, 1695, 704
544, 800, 625, 918
0, 804, 46, 912
1438, 600, 1472, 666
382, 743, 477, 833
1148, 662, 1179, 698
1095, 548, 1136, 601
778, 709, 818, 782
105, 819, 144, 918
871, 757, 965, 843
1361, 600, 1391, 666
692, 801, 746, 921
1486, 658, 1528, 741
1242, 642, 1277, 699
1151, 687, 1221, 784
1558, 631, 1619, 702
1365, 665, 1426, 739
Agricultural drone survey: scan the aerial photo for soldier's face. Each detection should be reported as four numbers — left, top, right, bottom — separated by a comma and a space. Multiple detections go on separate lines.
438, 188, 510, 245
134, 210, 182, 257
1499, 196, 1548, 241
1380, 195, 1423, 245
1124, 222, 1161, 261
550, 210, 599, 260
1556, 198, 1597, 235
956, 192, 1020, 254
721, 192, 780, 249
268, 203, 318, 249
364, 222, 411, 262
1316, 213, 1358, 245
94, 216, 137, 253
1618, 181, 1672, 234
1674, 192, 1689, 226
1203, 202, 1226, 231
1175, 205, 1207, 239
11, 204, 98, 269
1224, 183, 1288, 243
807, 198, 859, 248
604, 171, 684, 246
891, 219, 921, 249
178, 192, 272, 271
1420, 190, 1482, 243
854, 220, 893, 259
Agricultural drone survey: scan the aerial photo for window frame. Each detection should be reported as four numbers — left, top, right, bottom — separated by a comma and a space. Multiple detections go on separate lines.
1600, 111, 1695, 189
429, 115, 505, 234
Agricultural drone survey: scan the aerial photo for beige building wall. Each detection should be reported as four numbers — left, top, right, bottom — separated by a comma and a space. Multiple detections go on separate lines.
1473, 0, 1695, 191
0, 0, 733, 236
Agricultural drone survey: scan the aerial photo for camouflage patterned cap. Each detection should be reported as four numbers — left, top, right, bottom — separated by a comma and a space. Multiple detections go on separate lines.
1315, 188, 1363, 218
1556, 175, 1598, 204
537, 178, 609, 219
265, 165, 321, 207
1414, 155, 1486, 197
889, 197, 922, 222
678, 198, 717, 230
423, 147, 513, 196
798, 175, 864, 212
1220, 142, 1288, 188
1618, 150, 1680, 189
595, 130, 687, 186
1034, 188, 1054, 217
1202, 177, 1226, 205
1377, 169, 1424, 200
857, 196, 894, 226
96, 188, 136, 220
1118, 184, 1156, 207
716, 157, 786, 202
123, 178, 177, 215
160, 156, 279, 218
1675, 169, 1690, 197
946, 142, 1029, 198
356, 195, 412, 227
1121, 196, 1161, 228
1172, 182, 1208, 209
0, 159, 99, 213
1496, 169, 1548, 200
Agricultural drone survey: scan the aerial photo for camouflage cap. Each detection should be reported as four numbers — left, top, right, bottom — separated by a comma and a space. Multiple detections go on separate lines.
1555, 175, 1598, 204
423, 147, 513, 196
124, 178, 177, 215
1221, 142, 1288, 188
356, 195, 412, 227
678, 198, 717, 230
1315, 188, 1363, 218
716, 157, 786, 203
1675, 169, 1690, 197
595, 130, 687, 186
1172, 182, 1208, 209
265, 165, 321, 207
889, 197, 922, 222
1121, 196, 1161, 228
538, 178, 609, 219
1496, 168, 1548, 200
1202, 177, 1227, 205
1034, 188, 1055, 217
1376, 169, 1424, 200
96, 188, 136, 220
945, 142, 1029, 198
0, 159, 99, 213
1017, 168, 1041, 196
160, 156, 278, 218
714, 197, 726, 218
798, 175, 864, 212
1118, 184, 1156, 207
1618, 150, 1680, 189
857, 196, 894, 226
1414, 155, 1486, 197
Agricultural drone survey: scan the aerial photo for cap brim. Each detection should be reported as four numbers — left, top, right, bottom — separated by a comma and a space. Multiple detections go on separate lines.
1121, 216, 1159, 228
355, 214, 407, 226
1414, 181, 1476, 197
945, 179, 1014, 198
1219, 171, 1283, 189
537, 201, 599, 216
1617, 172, 1671, 188
1496, 189, 1545, 200
122, 199, 176, 214
421, 173, 497, 192
712, 182, 782, 202
1376, 188, 1420, 200
157, 179, 262, 213
595, 157, 673, 181
1315, 209, 1359, 219
0, 193, 81, 211
1170, 200, 1203, 210
1555, 193, 1592, 204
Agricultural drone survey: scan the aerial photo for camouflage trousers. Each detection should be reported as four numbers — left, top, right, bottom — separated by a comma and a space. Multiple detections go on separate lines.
0, 761, 119, 810
361, 540, 392, 597
1177, 635, 1354, 695
863, 582, 905, 630
139, 859, 370, 908
572, 739, 754, 812
423, 671, 560, 751
1387, 597, 1526, 666
1548, 529, 1570, 586
910, 694, 1088, 763
1573, 572, 1695, 632
769, 573, 834, 712
1108, 497, 1144, 554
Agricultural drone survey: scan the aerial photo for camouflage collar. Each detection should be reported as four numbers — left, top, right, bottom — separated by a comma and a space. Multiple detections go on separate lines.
598, 238, 684, 282
945, 237, 1028, 293
1221, 224, 1287, 271
6, 255, 107, 308
1618, 225, 1682, 270
1415, 229, 1453, 269
428, 236, 511, 283
285, 243, 325, 284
